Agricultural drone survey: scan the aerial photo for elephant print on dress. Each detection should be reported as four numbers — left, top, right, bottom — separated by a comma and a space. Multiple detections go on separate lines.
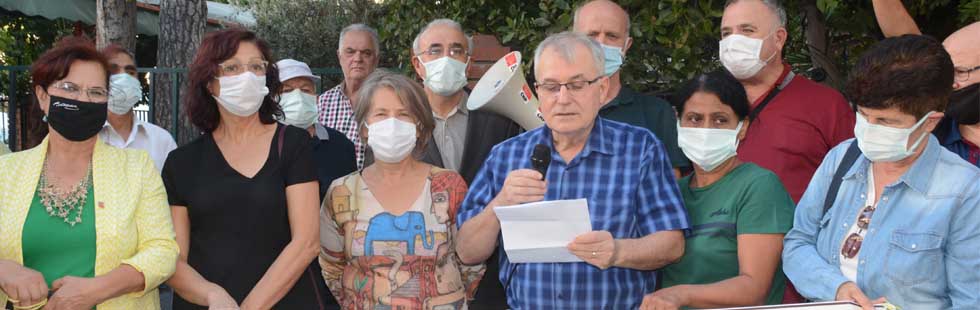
365, 211, 435, 255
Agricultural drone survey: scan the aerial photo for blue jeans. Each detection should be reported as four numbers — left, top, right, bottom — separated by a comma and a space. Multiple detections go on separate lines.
159, 284, 173, 310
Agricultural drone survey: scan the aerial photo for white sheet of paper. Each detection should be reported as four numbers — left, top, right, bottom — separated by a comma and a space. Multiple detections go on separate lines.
493, 198, 592, 263
707, 301, 896, 310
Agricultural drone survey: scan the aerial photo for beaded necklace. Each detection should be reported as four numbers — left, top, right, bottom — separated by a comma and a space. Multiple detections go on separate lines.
36, 159, 92, 227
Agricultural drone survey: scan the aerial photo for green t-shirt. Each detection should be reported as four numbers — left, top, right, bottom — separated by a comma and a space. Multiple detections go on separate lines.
22, 181, 97, 287
660, 163, 794, 305
600, 87, 689, 169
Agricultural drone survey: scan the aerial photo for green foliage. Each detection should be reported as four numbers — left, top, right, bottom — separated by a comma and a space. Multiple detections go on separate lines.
0, 12, 73, 107
234, 0, 353, 69
960, 0, 980, 23
376, 0, 726, 92
373, 0, 977, 93
0, 14, 73, 67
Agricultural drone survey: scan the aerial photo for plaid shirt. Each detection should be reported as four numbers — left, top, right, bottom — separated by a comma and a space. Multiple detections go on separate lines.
458, 117, 689, 309
318, 84, 364, 168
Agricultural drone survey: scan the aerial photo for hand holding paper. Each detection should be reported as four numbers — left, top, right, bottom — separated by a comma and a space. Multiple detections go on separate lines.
493, 198, 592, 263
567, 231, 616, 269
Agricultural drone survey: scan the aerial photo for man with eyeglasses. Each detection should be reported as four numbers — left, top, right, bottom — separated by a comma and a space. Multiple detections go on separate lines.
456, 32, 689, 309
938, 23, 980, 167
872, 1, 980, 167
408, 19, 522, 187
783, 34, 980, 310
409, 19, 522, 309
97, 45, 177, 173
572, 0, 688, 177
318, 24, 380, 169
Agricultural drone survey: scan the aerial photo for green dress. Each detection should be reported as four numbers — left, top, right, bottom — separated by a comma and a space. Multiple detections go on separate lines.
660, 163, 794, 305
21, 181, 96, 287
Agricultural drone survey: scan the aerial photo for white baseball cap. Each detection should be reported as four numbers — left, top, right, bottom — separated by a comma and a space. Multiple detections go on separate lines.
276, 59, 320, 82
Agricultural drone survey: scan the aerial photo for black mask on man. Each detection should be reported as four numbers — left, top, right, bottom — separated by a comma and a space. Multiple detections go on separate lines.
948, 83, 979, 125
46, 95, 108, 141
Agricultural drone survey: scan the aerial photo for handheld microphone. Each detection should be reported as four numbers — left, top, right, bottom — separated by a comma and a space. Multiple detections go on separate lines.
531, 144, 550, 180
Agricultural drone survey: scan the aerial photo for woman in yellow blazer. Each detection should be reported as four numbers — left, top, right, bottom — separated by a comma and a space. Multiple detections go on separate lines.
0, 37, 178, 310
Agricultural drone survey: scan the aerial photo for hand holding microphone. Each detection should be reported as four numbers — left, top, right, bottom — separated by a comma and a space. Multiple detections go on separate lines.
491, 144, 551, 207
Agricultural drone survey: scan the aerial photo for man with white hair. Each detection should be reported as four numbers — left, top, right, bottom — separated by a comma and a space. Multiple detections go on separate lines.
409, 19, 522, 186
318, 24, 380, 169
409, 19, 523, 309
455, 31, 689, 309
871, 0, 980, 167
573, 0, 689, 176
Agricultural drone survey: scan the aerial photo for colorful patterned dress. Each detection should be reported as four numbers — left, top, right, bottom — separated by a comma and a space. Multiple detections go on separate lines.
319, 167, 484, 309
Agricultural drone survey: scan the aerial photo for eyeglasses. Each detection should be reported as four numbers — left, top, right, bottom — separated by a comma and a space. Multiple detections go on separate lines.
841, 204, 878, 259
955, 66, 980, 82
534, 76, 604, 97
218, 60, 268, 76
49, 81, 109, 102
417, 46, 468, 58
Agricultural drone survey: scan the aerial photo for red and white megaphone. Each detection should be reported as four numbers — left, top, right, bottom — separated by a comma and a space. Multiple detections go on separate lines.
467, 51, 544, 130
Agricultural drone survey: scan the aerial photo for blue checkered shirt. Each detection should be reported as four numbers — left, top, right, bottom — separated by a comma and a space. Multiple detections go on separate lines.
458, 117, 689, 309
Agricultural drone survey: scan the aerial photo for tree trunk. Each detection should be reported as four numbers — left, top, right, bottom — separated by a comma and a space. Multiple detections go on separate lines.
155, 0, 206, 145
801, 0, 844, 90
96, 0, 137, 52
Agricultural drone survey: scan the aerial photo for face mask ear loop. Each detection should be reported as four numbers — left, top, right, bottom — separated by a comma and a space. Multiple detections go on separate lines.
759, 28, 781, 64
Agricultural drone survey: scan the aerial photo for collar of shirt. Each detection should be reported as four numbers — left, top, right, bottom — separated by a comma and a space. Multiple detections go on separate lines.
752, 63, 793, 107
314, 123, 331, 140
842, 135, 942, 195
941, 118, 965, 146
602, 86, 638, 110
101, 117, 147, 146
432, 92, 469, 120
535, 116, 616, 163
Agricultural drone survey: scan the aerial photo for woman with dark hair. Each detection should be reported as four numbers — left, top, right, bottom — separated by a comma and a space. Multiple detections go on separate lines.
641, 70, 794, 310
0, 37, 178, 310
784, 35, 980, 310
161, 28, 322, 309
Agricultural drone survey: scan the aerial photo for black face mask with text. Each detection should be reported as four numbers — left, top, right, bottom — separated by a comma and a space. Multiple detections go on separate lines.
948, 83, 980, 125
46, 95, 108, 141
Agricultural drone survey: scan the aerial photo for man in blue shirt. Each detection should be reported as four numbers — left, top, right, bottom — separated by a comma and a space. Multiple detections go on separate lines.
455, 32, 689, 309
783, 35, 980, 310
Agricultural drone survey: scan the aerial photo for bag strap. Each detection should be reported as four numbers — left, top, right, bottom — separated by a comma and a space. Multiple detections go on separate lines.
822, 141, 862, 216
748, 71, 796, 122
276, 124, 286, 159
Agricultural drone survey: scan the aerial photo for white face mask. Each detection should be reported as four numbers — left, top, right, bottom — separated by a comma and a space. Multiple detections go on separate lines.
108, 73, 142, 115
419, 56, 468, 96
213, 72, 270, 117
677, 121, 743, 172
366, 118, 417, 163
854, 111, 933, 162
719, 33, 777, 79
277, 89, 318, 129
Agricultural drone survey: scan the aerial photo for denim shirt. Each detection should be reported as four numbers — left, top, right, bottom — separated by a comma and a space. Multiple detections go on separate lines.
783, 136, 980, 309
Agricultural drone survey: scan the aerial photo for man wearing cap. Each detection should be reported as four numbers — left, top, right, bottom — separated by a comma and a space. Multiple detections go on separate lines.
278, 58, 357, 200
318, 24, 380, 169
277, 58, 356, 309
573, 0, 688, 177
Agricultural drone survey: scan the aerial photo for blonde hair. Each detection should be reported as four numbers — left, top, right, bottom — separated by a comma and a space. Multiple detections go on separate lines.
353, 70, 435, 159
